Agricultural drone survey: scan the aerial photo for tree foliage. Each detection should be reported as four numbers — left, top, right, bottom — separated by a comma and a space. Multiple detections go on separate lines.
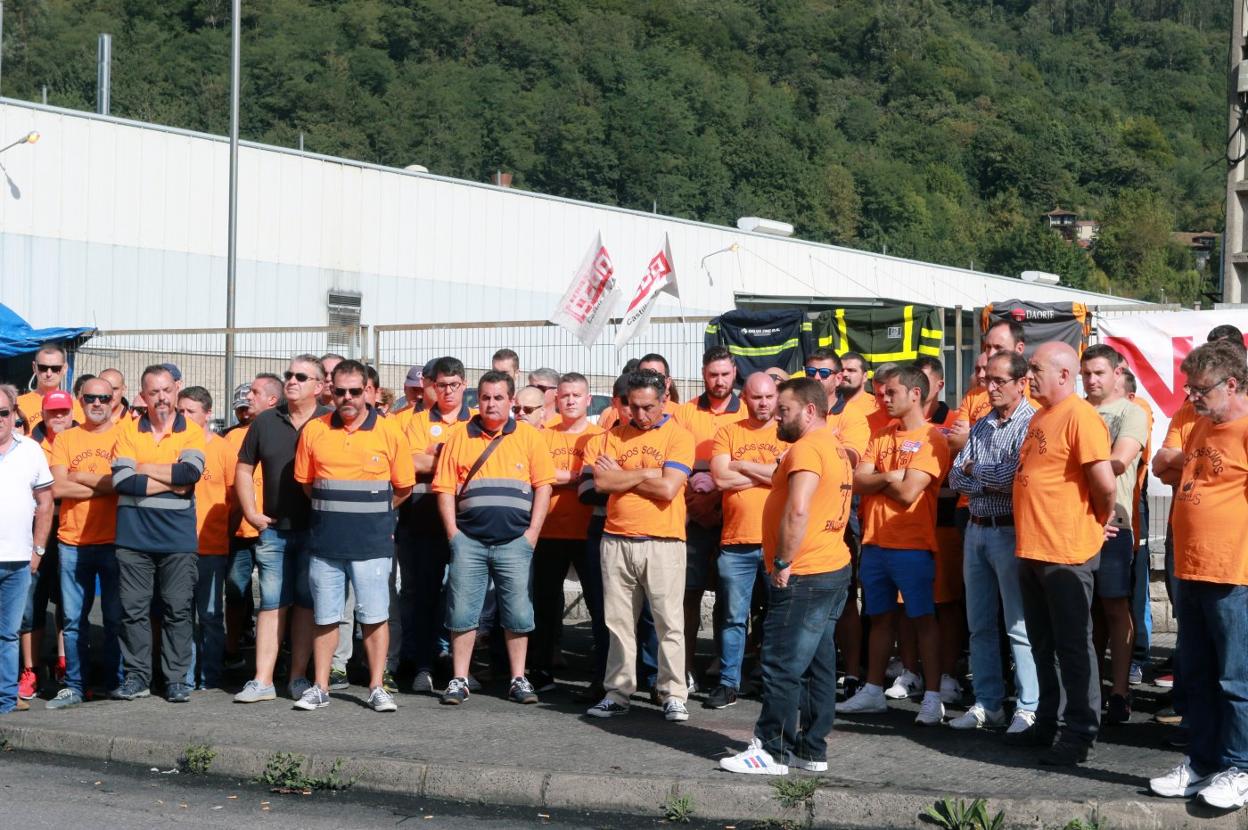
0, 0, 1228, 303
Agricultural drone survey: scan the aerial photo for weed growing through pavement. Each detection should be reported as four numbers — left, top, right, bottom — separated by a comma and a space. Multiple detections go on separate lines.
661, 792, 695, 823
771, 776, 820, 809
1062, 814, 1105, 830
179, 743, 216, 775
921, 796, 1005, 830
256, 752, 354, 793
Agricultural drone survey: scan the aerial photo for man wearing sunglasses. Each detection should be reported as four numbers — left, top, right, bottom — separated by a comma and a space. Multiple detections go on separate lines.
0, 383, 55, 714
17, 343, 84, 434
514, 386, 548, 430
46, 378, 122, 709
527, 368, 560, 426
234, 355, 330, 704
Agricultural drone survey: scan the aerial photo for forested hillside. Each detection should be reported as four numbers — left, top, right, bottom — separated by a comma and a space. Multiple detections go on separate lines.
0, 0, 1230, 301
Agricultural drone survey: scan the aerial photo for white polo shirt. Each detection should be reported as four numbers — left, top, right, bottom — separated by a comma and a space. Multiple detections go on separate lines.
0, 434, 53, 563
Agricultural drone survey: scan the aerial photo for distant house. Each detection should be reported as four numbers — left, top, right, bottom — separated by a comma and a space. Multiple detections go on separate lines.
1074, 220, 1098, 248
1171, 231, 1220, 271
1041, 207, 1078, 239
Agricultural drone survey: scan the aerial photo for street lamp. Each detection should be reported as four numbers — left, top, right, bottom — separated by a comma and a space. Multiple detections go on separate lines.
0, 130, 39, 155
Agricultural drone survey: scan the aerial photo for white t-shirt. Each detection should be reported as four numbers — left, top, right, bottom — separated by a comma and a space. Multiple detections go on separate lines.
0, 434, 53, 563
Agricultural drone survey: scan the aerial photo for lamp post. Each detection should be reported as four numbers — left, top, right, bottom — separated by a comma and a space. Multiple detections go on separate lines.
0, 130, 38, 155
224, 0, 240, 420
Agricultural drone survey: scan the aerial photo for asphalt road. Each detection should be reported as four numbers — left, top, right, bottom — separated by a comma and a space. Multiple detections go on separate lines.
0, 751, 726, 830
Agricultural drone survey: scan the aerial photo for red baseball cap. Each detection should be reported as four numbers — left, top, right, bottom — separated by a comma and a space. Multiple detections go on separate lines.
42, 390, 74, 412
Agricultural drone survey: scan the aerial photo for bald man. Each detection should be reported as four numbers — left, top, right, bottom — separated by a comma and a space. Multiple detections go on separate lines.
1009, 342, 1115, 766
514, 386, 547, 430
706, 373, 787, 709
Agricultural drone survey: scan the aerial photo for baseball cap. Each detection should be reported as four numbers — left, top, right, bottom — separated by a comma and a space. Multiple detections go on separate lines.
231, 383, 250, 411
160, 362, 183, 382
42, 390, 74, 412
404, 366, 424, 388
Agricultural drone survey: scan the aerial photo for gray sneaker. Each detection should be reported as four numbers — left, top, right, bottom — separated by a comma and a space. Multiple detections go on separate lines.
46, 688, 83, 710
292, 685, 330, 711
411, 670, 435, 694
234, 679, 276, 703
287, 676, 312, 701
664, 699, 690, 722
368, 686, 398, 712
328, 668, 349, 691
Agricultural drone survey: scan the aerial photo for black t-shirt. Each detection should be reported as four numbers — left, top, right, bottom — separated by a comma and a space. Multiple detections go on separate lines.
238, 403, 331, 531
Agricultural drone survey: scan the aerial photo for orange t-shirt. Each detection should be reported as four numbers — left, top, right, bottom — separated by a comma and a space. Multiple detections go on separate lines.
955, 388, 992, 427
827, 404, 870, 461
842, 390, 876, 421
1013, 393, 1111, 564
226, 426, 262, 539
861, 423, 949, 552
195, 434, 237, 555
762, 427, 853, 574
1171, 414, 1248, 584
48, 423, 119, 546
597, 400, 678, 430
583, 417, 695, 541
541, 422, 604, 540
712, 419, 787, 546
673, 393, 747, 468
1164, 399, 1199, 451
18, 390, 85, 434
866, 406, 892, 434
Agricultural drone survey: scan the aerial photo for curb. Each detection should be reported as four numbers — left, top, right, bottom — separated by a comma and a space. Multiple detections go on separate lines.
1, 722, 1242, 829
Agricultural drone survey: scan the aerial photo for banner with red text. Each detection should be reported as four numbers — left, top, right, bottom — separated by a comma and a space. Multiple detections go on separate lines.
548, 233, 619, 348
614, 235, 679, 350
1096, 309, 1248, 489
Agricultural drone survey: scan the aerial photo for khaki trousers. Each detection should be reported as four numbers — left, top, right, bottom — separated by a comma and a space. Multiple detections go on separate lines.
601, 535, 687, 705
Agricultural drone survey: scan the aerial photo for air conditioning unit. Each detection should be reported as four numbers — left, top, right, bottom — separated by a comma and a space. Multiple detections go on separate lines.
327, 290, 362, 354
1020, 270, 1061, 285
736, 216, 794, 237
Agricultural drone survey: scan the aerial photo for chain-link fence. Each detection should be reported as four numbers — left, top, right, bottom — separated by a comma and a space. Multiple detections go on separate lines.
373, 317, 712, 402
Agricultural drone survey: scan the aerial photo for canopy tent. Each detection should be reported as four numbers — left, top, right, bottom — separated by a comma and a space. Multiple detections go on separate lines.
0, 303, 95, 390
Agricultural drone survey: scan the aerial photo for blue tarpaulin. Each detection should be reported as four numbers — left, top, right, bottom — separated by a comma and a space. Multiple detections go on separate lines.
0, 303, 94, 358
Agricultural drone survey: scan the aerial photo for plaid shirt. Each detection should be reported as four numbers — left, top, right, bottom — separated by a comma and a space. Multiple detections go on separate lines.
948, 398, 1036, 519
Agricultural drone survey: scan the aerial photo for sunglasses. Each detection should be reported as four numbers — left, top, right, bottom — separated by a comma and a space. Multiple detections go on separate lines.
284, 371, 316, 383
532, 384, 556, 393
333, 386, 366, 398
805, 367, 836, 379
513, 404, 543, 415
0, 408, 10, 418
37, 363, 65, 373
81, 393, 111, 404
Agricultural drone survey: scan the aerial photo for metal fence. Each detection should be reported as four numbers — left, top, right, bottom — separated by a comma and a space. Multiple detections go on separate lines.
373, 317, 712, 402
72, 326, 366, 420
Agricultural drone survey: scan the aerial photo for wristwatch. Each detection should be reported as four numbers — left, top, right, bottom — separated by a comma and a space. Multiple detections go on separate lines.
773, 559, 790, 571
32, 546, 45, 556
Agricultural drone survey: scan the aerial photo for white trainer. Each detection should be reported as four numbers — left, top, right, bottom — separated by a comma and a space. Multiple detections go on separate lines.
948, 703, 1005, 730
786, 751, 828, 772
1007, 709, 1037, 734
837, 685, 888, 714
939, 674, 963, 706
1198, 768, 1248, 810
1149, 757, 1211, 798
720, 737, 789, 776
915, 694, 945, 726
885, 670, 922, 700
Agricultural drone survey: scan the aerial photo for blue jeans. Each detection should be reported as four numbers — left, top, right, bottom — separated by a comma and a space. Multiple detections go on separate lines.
445, 534, 534, 633
59, 543, 122, 695
717, 545, 766, 690
188, 556, 228, 688
0, 563, 31, 713
962, 524, 1037, 713
251, 528, 309, 610
1177, 580, 1248, 775
755, 567, 850, 762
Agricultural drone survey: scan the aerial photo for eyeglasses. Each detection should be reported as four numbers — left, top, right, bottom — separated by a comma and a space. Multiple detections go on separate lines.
532, 384, 556, 393
81, 393, 111, 404
513, 404, 542, 415
434, 381, 463, 393
804, 367, 836, 379
0, 409, 10, 418
1184, 377, 1228, 398
333, 386, 366, 398
284, 371, 316, 383
985, 376, 1021, 389
36, 363, 65, 373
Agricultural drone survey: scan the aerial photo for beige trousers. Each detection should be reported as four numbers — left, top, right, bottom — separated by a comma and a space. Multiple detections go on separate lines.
600, 535, 687, 705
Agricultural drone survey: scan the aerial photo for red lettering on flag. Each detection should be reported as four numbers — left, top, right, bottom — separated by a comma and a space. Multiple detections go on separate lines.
625, 252, 672, 314
1104, 335, 1193, 418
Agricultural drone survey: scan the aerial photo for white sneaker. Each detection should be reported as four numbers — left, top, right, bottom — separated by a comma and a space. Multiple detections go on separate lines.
1198, 768, 1248, 809
939, 674, 963, 706
837, 684, 888, 714
1007, 709, 1036, 734
915, 694, 945, 726
287, 676, 312, 701
664, 698, 690, 722
1150, 757, 1212, 798
786, 751, 828, 772
948, 703, 1005, 730
884, 657, 905, 681
367, 686, 397, 713
719, 737, 789, 776
885, 670, 921, 700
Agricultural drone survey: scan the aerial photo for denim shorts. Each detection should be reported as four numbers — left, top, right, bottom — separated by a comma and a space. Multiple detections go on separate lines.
445, 534, 534, 634
252, 528, 312, 611
308, 555, 391, 626
1095, 528, 1135, 599
860, 544, 935, 618
684, 522, 719, 592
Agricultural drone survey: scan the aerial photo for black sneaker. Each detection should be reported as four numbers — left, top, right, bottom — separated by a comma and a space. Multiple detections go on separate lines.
842, 675, 862, 701
1003, 722, 1057, 748
703, 684, 738, 709
530, 669, 557, 693
165, 682, 192, 703
1040, 739, 1095, 766
441, 677, 470, 705
509, 676, 539, 704
109, 675, 150, 701
1106, 693, 1132, 724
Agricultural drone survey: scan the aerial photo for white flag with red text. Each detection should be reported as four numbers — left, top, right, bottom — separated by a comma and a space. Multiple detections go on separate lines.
548, 233, 619, 348
614, 235, 679, 350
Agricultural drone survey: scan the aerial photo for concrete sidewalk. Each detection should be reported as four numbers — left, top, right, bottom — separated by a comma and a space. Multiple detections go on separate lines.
0, 626, 1238, 829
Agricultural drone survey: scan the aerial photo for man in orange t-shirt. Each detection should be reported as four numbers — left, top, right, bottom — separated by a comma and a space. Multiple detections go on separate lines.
720, 377, 854, 776
837, 351, 875, 421
46, 378, 120, 708
1011, 342, 1115, 766
839, 365, 950, 727
177, 387, 237, 691
1149, 340, 1248, 807
707, 372, 786, 709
